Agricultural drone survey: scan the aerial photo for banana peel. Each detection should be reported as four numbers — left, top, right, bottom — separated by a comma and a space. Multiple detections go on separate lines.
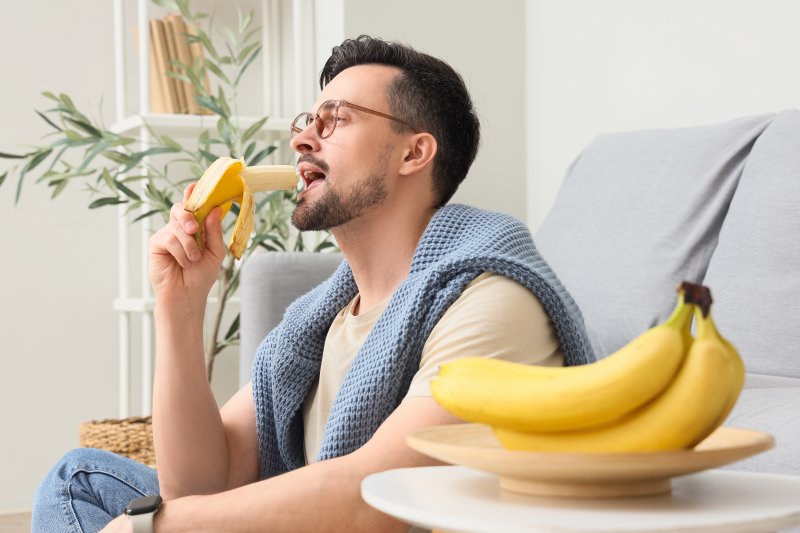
184, 157, 297, 259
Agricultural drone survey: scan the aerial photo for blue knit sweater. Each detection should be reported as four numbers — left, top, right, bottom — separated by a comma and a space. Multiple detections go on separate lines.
252, 204, 594, 478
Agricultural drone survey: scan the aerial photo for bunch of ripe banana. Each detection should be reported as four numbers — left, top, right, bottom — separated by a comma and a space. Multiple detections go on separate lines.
430, 282, 745, 452
184, 157, 298, 259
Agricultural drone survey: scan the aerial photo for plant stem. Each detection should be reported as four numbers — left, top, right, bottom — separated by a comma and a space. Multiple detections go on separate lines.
205, 255, 235, 381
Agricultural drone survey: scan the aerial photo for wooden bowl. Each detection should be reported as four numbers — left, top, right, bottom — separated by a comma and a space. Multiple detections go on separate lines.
406, 424, 774, 498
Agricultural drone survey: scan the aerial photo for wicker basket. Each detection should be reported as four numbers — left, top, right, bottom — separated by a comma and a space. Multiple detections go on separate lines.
79, 416, 155, 467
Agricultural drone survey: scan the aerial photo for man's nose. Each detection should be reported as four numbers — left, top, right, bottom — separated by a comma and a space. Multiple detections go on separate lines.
290, 125, 319, 154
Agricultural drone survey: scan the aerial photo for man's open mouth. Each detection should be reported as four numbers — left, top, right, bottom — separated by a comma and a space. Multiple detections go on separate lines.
298, 164, 327, 191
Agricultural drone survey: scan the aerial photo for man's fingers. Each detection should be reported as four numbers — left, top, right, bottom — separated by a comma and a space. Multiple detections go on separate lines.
150, 221, 202, 266
170, 202, 199, 234
203, 207, 228, 259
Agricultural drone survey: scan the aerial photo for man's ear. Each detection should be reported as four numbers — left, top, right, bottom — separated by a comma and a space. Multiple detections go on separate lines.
398, 132, 437, 176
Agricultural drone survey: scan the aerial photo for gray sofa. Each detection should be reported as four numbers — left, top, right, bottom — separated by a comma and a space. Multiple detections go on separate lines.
240, 110, 799, 476
535, 110, 799, 475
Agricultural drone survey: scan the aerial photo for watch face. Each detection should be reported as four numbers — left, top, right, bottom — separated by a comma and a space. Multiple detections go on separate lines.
125, 495, 162, 516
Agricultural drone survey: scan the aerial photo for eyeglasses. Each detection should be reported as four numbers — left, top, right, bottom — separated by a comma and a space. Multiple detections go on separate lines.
291, 99, 420, 139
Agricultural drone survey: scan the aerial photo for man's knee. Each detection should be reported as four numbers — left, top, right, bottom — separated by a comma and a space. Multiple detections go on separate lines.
33, 447, 159, 532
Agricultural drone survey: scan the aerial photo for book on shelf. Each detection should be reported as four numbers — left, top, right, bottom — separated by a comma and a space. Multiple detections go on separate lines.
146, 13, 212, 115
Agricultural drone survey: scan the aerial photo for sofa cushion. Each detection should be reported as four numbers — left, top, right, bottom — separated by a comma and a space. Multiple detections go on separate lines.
702, 110, 800, 379
724, 384, 800, 476
534, 114, 774, 358
239, 251, 344, 386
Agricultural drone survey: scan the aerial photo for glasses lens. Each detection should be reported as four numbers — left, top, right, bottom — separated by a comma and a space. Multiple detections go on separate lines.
317, 101, 338, 138
291, 113, 313, 137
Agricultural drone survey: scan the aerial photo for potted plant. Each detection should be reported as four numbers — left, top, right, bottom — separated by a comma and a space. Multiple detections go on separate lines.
0, 0, 335, 463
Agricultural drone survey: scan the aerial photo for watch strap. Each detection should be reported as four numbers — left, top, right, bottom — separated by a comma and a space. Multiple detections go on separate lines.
129, 510, 156, 533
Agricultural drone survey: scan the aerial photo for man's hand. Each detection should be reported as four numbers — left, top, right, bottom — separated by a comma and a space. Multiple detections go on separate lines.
147, 184, 227, 307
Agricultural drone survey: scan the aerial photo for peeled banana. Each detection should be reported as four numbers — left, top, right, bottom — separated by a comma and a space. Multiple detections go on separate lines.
430, 291, 694, 433
183, 157, 297, 259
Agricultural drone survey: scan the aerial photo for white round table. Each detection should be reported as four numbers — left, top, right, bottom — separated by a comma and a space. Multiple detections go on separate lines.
361, 466, 800, 533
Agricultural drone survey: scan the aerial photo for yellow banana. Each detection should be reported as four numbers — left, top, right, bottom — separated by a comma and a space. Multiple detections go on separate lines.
492, 303, 738, 452
183, 157, 297, 259
695, 307, 745, 432
430, 292, 694, 432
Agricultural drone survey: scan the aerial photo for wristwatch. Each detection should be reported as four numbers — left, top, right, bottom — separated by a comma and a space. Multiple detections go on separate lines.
125, 495, 162, 533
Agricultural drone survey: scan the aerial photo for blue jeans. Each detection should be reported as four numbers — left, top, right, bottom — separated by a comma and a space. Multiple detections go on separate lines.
32, 448, 159, 533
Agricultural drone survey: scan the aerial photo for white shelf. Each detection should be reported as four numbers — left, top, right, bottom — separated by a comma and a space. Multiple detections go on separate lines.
112, 0, 312, 417
111, 113, 292, 138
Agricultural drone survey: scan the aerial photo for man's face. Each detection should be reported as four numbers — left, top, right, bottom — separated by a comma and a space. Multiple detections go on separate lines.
290, 65, 403, 231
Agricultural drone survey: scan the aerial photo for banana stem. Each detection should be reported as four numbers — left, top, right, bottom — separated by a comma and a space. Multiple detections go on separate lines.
680, 282, 713, 317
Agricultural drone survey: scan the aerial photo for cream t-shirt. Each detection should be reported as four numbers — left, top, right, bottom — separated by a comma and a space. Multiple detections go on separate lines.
302, 272, 564, 463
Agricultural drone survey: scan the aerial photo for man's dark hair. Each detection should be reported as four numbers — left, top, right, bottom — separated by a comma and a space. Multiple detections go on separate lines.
320, 35, 480, 207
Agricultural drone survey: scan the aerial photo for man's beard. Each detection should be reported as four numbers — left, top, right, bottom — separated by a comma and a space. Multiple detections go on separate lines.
291, 172, 389, 231
291, 146, 392, 231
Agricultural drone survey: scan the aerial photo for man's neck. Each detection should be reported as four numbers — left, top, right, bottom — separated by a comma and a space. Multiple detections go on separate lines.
334, 202, 437, 316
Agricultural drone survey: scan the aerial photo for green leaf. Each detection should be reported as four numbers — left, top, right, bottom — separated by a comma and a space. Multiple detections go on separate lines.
99, 168, 116, 191
199, 149, 217, 165
239, 10, 254, 34
216, 86, 231, 115
243, 141, 255, 161
194, 30, 220, 61
314, 240, 339, 252
37, 168, 94, 185
0, 151, 29, 159
236, 41, 260, 65
204, 60, 230, 85
35, 110, 62, 132
109, 137, 137, 147
88, 196, 127, 209
65, 117, 102, 138
160, 135, 184, 151
223, 313, 240, 342
234, 44, 262, 86
132, 208, 163, 223
101, 151, 132, 166
50, 179, 69, 199
151, 0, 178, 10
42, 91, 59, 102
78, 139, 112, 171
217, 117, 232, 148
0, 171, 6, 188
242, 27, 260, 46
241, 116, 268, 145
59, 93, 75, 110
247, 145, 276, 166
116, 180, 141, 201
255, 234, 286, 251
43, 145, 69, 175
23, 148, 53, 174
196, 95, 226, 117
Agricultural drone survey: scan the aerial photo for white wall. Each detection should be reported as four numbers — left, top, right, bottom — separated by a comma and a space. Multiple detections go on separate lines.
526, 0, 800, 231
0, 0, 119, 510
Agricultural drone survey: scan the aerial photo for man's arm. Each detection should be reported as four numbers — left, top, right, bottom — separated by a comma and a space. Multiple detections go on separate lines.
150, 396, 460, 532
148, 186, 259, 498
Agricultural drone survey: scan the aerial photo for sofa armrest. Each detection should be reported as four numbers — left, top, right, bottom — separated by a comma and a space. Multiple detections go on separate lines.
238, 251, 343, 386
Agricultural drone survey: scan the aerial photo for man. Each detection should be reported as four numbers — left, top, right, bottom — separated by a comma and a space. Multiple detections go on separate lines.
33, 35, 593, 532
